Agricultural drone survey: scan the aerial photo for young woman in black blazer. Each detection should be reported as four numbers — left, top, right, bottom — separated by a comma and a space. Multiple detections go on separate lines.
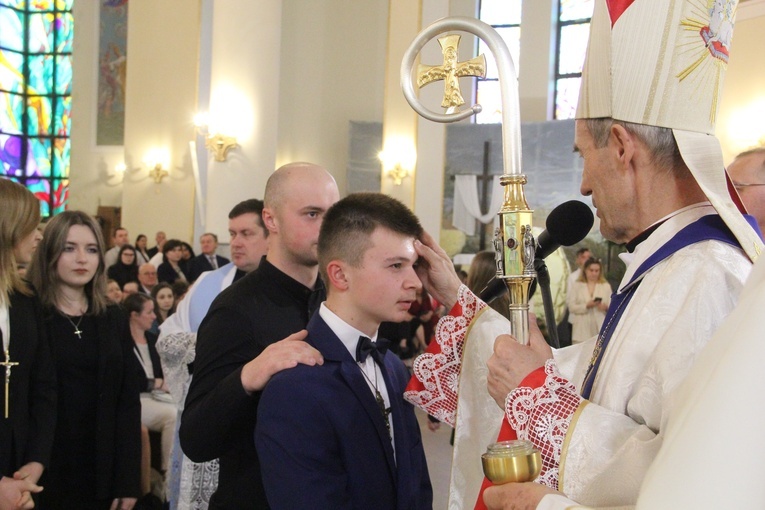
0, 179, 56, 508
28, 211, 141, 510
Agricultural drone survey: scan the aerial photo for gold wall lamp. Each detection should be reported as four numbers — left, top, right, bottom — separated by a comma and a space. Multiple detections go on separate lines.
194, 112, 238, 162
379, 138, 416, 186
143, 149, 170, 183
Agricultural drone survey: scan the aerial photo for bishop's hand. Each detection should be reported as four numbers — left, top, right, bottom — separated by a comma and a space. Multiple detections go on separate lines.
487, 315, 552, 409
414, 231, 462, 310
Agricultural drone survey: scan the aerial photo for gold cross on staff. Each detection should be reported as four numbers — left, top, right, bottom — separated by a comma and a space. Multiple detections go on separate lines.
417, 34, 486, 109
1, 350, 18, 419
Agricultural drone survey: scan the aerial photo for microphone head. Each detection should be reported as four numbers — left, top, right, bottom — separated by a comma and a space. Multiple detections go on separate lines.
546, 200, 594, 247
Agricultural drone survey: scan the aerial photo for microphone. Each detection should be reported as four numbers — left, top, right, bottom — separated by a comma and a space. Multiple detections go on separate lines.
535, 200, 594, 260
479, 200, 594, 303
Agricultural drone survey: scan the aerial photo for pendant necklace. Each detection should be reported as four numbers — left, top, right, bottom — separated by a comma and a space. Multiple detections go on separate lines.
358, 362, 392, 438
60, 312, 84, 339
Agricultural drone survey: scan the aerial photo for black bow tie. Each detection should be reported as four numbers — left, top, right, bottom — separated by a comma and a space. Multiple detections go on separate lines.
356, 336, 390, 364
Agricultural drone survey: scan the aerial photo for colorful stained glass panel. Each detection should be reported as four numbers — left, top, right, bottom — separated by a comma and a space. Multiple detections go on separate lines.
0, 133, 23, 174
52, 137, 68, 178
0, 1, 73, 216
0, 8, 24, 50
0, 51, 24, 93
54, 94, 70, 135
27, 137, 51, 176
27, 1, 56, 12
56, 13, 73, 52
29, 12, 55, 53
55, 55, 72, 93
28, 55, 54, 94
27, 95, 52, 134
0, 90, 24, 134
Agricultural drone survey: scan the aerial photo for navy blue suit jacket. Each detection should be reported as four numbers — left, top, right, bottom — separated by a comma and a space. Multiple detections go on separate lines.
256, 313, 432, 510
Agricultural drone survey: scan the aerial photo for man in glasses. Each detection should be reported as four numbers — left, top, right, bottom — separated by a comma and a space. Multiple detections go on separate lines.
728, 147, 765, 235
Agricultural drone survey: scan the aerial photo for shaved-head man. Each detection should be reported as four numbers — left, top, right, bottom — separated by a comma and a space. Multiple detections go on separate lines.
728, 147, 765, 235
181, 162, 339, 509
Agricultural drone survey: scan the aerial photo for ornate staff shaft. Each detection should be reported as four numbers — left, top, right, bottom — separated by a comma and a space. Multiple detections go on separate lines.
401, 16, 534, 345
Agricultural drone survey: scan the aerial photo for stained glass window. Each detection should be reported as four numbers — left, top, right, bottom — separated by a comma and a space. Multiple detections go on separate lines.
554, 0, 593, 119
0, 0, 74, 217
476, 0, 522, 124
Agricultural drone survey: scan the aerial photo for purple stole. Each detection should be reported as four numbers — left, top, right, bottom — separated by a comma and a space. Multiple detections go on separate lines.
581, 214, 756, 399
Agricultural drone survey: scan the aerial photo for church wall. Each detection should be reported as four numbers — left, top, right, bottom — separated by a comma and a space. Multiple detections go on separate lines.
198, 0, 284, 241
718, 2, 765, 163
69, 2, 125, 216
120, 0, 200, 243
276, 0, 389, 196
67, 0, 765, 246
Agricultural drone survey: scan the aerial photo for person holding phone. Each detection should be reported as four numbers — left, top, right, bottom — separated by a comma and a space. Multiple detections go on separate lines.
567, 257, 611, 344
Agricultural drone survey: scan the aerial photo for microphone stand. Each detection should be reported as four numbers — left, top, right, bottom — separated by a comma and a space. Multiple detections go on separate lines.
534, 257, 559, 349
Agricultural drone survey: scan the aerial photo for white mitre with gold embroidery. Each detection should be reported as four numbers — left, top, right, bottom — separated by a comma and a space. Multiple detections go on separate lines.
577, 0, 762, 260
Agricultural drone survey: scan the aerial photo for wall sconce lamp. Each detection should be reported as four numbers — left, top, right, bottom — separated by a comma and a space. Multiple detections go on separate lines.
379, 140, 416, 186
387, 164, 410, 185
194, 112, 238, 162
144, 149, 170, 184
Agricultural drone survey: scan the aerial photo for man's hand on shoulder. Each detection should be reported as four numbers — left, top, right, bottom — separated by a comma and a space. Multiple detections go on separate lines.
487, 315, 553, 408
240, 330, 323, 394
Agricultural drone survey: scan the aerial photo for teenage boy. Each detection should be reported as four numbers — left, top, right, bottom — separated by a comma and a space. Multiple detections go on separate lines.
255, 193, 433, 509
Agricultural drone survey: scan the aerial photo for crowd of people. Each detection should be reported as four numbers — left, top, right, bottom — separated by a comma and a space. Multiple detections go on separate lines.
1, 143, 763, 510
2, 2, 765, 509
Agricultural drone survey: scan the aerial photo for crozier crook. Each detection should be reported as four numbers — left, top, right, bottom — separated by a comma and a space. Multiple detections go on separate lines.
400, 16, 535, 345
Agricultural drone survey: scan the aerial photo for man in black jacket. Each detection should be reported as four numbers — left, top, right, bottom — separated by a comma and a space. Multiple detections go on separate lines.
186, 233, 230, 282
180, 162, 339, 509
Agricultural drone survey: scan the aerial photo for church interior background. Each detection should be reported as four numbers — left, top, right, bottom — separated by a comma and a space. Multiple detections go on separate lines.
1, 0, 764, 288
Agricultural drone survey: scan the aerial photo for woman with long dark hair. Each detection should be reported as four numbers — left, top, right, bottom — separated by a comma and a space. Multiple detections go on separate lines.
0, 179, 56, 508
124, 292, 176, 493
27, 210, 141, 510
134, 234, 151, 266
107, 244, 139, 290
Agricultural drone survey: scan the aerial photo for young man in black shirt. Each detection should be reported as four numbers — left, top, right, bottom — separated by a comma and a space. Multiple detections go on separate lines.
180, 162, 339, 509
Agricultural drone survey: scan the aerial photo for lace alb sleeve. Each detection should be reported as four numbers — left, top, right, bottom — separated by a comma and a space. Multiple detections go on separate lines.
156, 331, 196, 406
404, 285, 487, 426
505, 359, 586, 490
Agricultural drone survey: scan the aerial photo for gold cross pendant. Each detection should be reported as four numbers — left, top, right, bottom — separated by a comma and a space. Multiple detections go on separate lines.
1, 350, 19, 419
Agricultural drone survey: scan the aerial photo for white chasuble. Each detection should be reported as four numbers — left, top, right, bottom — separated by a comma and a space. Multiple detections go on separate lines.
406, 206, 752, 509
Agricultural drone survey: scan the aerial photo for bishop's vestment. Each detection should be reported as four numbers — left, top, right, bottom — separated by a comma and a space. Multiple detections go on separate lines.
405, 205, 754, 508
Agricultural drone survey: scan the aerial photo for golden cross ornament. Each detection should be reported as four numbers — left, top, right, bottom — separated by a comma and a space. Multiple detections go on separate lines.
417, 34, 486, 109
1, 350, 18, 418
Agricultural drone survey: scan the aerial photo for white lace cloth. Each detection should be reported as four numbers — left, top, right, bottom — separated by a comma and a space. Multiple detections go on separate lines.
505, 359, 585, 490
156, 331, 219, 510
404, 285, 486, 426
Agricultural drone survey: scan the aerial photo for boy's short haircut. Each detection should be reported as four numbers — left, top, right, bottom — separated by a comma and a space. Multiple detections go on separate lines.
318, 193, 423, 284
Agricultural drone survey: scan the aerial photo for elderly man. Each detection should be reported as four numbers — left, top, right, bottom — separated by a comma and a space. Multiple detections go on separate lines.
406, 1, 763, 509
728, 147, 765, 235
181, 163, 339, 509
147, 231, 166, 258
137, 263, 158, 295
104, 227, 129, 269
